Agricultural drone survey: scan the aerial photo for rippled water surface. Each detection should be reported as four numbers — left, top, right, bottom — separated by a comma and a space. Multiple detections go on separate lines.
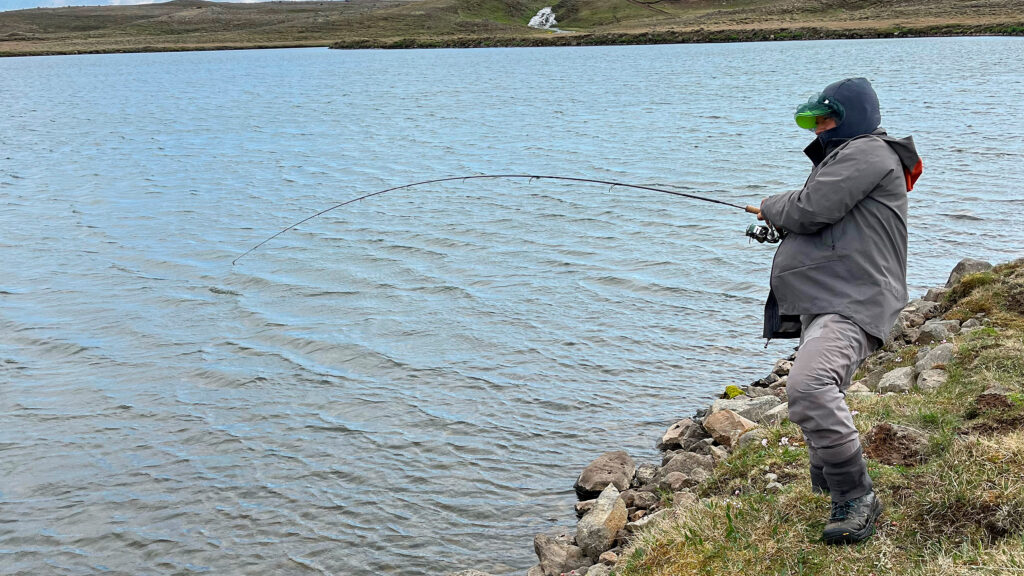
2, 38, 1023, 575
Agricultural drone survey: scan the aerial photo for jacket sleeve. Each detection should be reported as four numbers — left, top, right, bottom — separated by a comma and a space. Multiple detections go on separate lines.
760, 138, 896, 235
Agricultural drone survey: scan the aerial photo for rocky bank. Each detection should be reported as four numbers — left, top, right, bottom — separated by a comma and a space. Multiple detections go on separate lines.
448, 257, 1006, 576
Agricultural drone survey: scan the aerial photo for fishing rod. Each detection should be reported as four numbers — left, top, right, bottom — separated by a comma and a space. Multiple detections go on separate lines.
232, 174, 768, 265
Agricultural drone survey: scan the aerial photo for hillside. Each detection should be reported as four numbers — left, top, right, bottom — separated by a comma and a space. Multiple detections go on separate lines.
1, 0, 1023, 56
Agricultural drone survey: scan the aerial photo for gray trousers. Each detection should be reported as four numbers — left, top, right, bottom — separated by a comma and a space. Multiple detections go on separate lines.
787, 314, 879, 503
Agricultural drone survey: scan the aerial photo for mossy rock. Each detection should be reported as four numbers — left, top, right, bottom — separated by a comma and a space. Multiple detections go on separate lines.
724, 385, 745, 399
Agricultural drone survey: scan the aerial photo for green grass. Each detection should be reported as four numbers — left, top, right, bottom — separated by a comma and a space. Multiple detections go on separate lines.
614, 259, 1024, 576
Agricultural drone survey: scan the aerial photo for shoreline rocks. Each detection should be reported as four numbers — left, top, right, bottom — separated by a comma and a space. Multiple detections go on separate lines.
448, 258, 997, 576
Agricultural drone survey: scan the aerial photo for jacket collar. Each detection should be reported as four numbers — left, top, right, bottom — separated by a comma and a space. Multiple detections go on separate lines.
804, 128, 888, 166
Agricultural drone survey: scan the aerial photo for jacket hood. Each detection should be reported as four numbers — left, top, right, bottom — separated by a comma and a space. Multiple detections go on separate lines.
877, 132, 923, 191
818, 77, 881, 145
804, 128, 924, 192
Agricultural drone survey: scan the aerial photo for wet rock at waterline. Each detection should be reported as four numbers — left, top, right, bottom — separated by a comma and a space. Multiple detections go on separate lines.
657, 418, 711, 451
632, 463, 659, 487
946, 258, 993, 288
574, 451, 635, 500
533, 529, 590, 576
575, 485, 628, 559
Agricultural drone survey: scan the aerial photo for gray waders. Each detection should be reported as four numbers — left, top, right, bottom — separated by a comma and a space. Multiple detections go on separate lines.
787, 314, 879, 503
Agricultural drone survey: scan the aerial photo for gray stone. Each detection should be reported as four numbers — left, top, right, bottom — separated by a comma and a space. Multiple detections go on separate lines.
656, 418, 710, 452
673, 491, 699, 509
961, 317, 984, 330
598, 550, 617, 565
878, 366, 916, 394
575, 499, 596, 518
534, 529, 590, 576
772, 359, 794, 376
760, 403, 790, 424
915, 342, 955, 373
766, 481, 784, 493
527, 566, 545, 576
625, 508, 672, 532
846, 382, 873, 396
924, 287, 949, 302
909, 299, 940, 319
630, 490, 659, 510
746, 386, 776, 399
864, 422, 930, 466
684, 437, 715, 456
661, 449, 681, 466
658, 472, 690, 492
857, 366, 889, 392
946, 258, 993, 288
585, 565, 612, 576
772, 387, 788, 403
929, 319, 961, 334
632, 463, 658, 488
769, 375, 788, 390
917, 369, 948, 392
703, 409, 758, 447
737, 427, 771, 449
915, 345, 932, 364
576, 485, 628, 560
905, 312, 926, 330
655, 451, 714, 488
709, 445, 730, 463
574, 451, 635, 500
892, 309, 926, 343
903, 327, 921, 344
447, 571, 496, 576
764, 473, 778, 482
710, 396, 783, 423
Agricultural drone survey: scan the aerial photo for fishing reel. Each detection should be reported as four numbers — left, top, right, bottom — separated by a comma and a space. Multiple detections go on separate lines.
746, 223, 784, 244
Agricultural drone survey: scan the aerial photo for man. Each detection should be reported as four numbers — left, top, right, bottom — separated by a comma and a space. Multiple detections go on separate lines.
757, 77, 922, 544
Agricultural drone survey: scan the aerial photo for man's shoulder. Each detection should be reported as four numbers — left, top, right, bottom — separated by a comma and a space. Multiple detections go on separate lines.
832, 134, 901, 164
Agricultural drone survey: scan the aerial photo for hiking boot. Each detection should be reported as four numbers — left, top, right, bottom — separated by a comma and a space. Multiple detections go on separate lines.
822, 491, 882, 545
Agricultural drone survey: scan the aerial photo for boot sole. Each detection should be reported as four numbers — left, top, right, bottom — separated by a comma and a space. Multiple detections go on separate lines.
822, 498, 883, 545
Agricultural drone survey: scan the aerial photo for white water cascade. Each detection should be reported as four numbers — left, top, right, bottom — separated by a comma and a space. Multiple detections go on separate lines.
528, 7, 558, 30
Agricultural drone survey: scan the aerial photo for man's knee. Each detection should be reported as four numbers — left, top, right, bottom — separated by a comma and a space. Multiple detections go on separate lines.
786, 365, 832, 426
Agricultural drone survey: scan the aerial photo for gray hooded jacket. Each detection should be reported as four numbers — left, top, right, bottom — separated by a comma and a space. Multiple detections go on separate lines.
760, 79, 922, 342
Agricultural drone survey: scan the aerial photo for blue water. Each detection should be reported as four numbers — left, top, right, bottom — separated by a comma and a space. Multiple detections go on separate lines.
1, 38, 1023, 575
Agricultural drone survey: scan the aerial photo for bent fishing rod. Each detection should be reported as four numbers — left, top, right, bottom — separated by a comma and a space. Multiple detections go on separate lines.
232, 174, 769, 265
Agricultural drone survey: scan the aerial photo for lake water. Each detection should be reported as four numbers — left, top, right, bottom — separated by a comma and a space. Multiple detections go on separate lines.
2, 38, 1023, 575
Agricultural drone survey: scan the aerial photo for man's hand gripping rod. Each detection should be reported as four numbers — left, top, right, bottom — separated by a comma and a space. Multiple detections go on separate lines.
743, 204, 783, 244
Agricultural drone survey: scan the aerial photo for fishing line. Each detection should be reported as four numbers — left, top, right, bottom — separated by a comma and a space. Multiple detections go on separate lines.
232, 174, 761, 265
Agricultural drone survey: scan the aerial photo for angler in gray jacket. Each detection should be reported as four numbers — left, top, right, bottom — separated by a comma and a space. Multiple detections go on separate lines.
758, 77, 922, 545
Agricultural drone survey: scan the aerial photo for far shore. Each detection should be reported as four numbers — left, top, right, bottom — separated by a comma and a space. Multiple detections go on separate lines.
3, 27, 1023, 58
1, 0, 1022, 58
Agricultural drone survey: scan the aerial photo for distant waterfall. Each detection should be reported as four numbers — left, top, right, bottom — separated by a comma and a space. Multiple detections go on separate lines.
528, 7, 557, 30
